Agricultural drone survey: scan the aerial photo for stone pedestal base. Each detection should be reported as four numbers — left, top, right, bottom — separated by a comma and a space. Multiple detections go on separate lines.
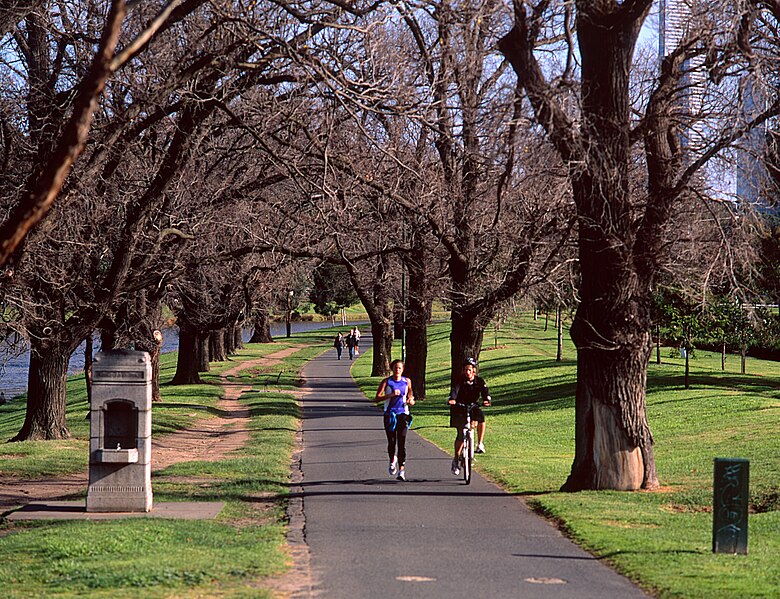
86, 461, 152, 512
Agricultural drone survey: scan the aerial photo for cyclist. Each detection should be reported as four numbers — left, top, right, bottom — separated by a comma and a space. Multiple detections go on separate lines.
375, 359, 415, 481
448, 357, 491, 476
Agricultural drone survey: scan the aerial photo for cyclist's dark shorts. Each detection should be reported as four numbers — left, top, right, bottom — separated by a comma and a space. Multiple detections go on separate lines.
449, 405, 485, 432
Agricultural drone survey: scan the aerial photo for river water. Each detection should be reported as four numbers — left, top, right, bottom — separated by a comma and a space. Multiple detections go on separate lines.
0, 320, 358, 401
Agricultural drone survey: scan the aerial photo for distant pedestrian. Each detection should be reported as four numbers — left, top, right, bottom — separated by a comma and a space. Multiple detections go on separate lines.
375, 359, 415, 481
346, 331, 356, 359
333, 332, 345, 360
353, 327, 361, 355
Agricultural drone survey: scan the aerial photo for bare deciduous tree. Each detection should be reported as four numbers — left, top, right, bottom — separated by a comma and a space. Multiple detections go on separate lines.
499, 0, 780, 490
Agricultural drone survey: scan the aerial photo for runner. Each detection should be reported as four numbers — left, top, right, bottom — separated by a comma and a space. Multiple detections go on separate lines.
374, 359, 415, 481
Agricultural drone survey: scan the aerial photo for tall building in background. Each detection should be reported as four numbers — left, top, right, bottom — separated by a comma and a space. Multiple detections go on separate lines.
736, 77, 771, 213
659, 0, 775, 214
658, 0, 705, 149
658, 0, 688, 58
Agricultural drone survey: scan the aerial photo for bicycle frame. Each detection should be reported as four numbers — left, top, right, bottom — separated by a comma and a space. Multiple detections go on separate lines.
455, 402, 479, 485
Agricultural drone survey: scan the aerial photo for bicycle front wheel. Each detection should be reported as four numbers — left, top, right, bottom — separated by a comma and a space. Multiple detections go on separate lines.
462, 435, 472, 485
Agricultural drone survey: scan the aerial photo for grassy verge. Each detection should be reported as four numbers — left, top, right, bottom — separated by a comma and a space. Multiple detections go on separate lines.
0, 332, 330, 598
352, 316, 780, 598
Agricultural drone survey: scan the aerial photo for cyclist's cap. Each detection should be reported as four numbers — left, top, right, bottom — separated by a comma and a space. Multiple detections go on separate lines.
465, 357, 478, 367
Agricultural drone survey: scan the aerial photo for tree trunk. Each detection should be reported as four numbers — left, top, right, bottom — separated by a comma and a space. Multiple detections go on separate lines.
450, 309, 485, 386
721, 339, 726, 371
249, 310, 273, 343
403, 237, 431, 399
556, 306, 563, 362
85, 333, 93, 406
171, 326, 202, 385
499, 2, 657, 492
370, 318, 393, 377
150, 335, 162, 402
656, 324, 661, 365
209, 329, 227, 362
741, 328, 747, 374
564, 312, 657, 491
100, 327, 115, 351
11, 340, 70, 440
223, 327, 235, 355
405, 322, 427, 400
393, 301, 404, 340
197, 333, 209, 372
233, 324, 244, 352
684, 340, 690, 389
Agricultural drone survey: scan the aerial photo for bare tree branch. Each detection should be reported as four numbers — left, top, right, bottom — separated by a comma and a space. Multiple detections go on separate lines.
0, 0, 127, 266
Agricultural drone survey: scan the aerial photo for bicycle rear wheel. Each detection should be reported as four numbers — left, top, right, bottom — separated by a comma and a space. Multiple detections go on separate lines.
462, 434, 472, 485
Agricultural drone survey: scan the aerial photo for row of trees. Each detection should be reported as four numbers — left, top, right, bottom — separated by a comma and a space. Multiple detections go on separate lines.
2, 1, 780, 492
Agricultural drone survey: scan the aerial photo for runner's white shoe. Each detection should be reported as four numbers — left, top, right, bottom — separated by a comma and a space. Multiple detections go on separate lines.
389, 457, 398, 476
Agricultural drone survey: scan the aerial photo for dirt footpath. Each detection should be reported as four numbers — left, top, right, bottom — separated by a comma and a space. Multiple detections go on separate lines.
0, 346, 304, 509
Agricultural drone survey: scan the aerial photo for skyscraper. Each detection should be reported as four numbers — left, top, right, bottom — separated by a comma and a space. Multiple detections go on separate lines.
659, 0, 775, 214
658, 0, 689, 58
736, 77, 771, 212
658, 0, 705, 149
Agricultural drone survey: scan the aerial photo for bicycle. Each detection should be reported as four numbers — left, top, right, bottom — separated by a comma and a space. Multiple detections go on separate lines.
452, 401, 481, 485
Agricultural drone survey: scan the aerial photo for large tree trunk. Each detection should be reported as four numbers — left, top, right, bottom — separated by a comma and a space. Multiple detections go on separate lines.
393, 301, 404, 340
450, 309, 485, 385
405, 323, 427, 399
403, 235, 431, 399
209, 329, 227, 362
11, 339, 70, 440
370, 318, 393, 377
232, 324, 244, 352
197, 333, 209, 372
171, 326, 202, 385
125, 294, 165, 402
224, 327, 236, 355
249, 309, 273, 343
500, 2, 658, 492
565, 301, 657, 491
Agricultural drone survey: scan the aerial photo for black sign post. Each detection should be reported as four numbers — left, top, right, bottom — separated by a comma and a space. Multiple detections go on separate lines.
712, 458, 749, 555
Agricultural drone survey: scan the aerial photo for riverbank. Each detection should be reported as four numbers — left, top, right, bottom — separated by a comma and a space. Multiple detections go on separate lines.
0, 319, 367, 400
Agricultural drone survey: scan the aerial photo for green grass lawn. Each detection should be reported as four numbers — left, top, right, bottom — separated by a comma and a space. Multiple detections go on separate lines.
353, 315, 780, 598
0, 332, 331, 598
2, 320, 777, 597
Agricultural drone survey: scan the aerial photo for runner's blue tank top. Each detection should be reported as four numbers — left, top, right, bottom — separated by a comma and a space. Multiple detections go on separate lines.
384, 377, 410, 414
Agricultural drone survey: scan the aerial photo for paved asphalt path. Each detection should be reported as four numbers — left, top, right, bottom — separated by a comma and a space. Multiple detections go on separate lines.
298, 337, 649, 598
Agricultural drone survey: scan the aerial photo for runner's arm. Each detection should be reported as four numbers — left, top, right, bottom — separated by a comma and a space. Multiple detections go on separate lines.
375, 378, 390, 402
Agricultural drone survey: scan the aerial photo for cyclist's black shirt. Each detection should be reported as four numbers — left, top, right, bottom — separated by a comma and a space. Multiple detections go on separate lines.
449, 376, 489, 427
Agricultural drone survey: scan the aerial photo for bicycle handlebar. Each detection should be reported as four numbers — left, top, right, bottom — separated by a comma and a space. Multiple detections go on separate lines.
449, 399, 490, 408
449, 401, 490, 416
